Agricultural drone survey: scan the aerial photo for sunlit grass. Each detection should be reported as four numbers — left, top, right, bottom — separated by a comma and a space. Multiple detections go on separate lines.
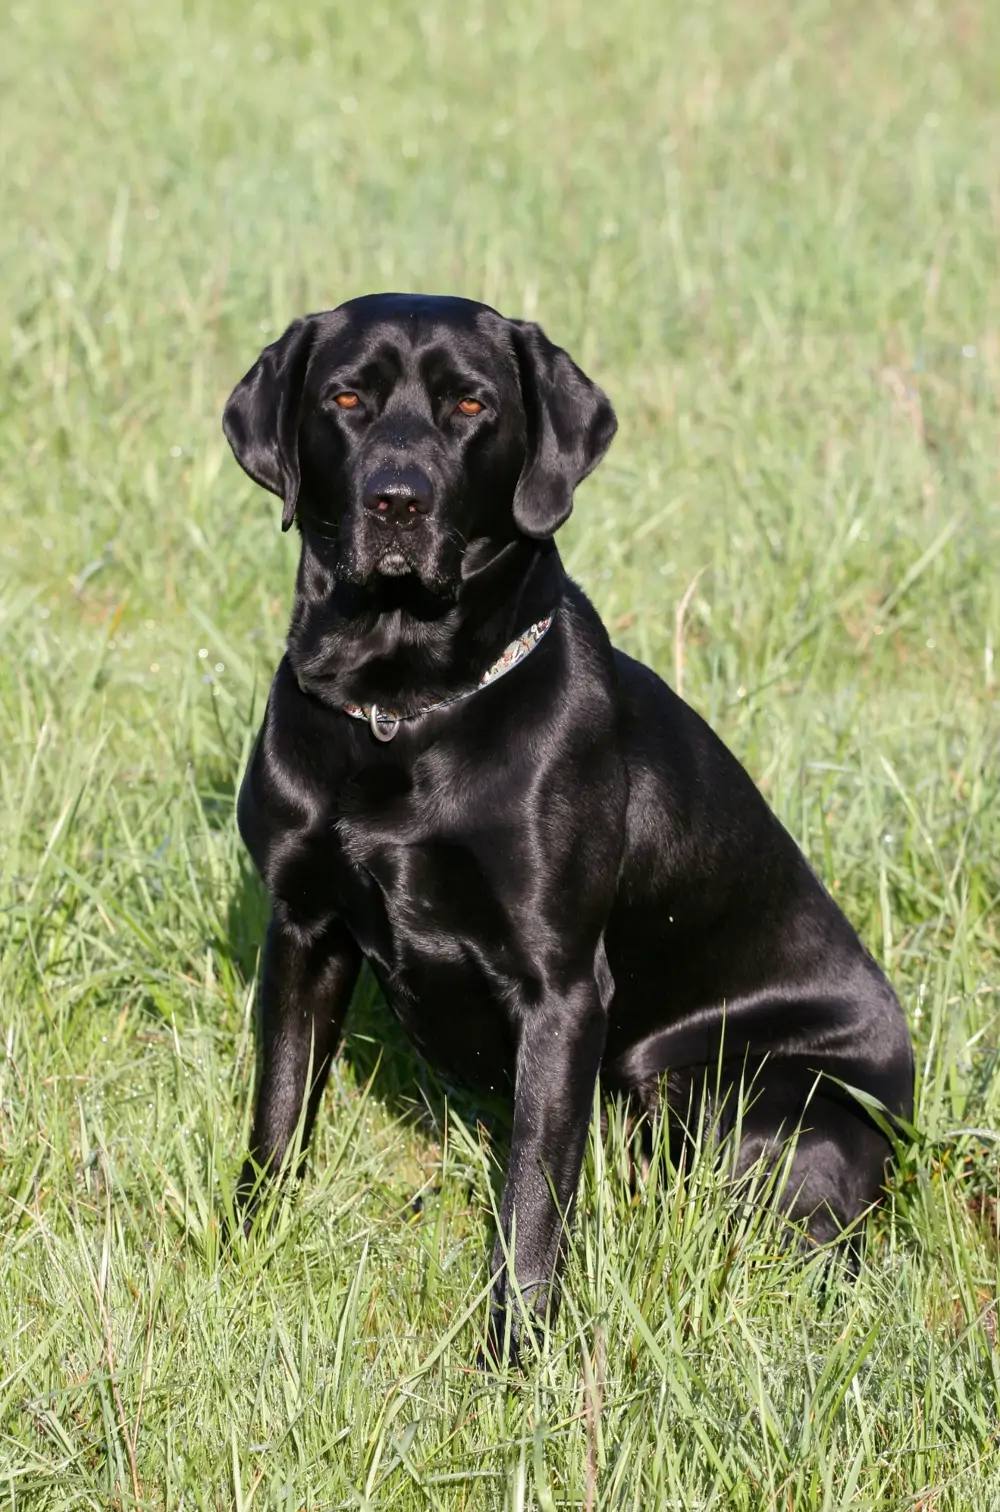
1, 0, 999, 1505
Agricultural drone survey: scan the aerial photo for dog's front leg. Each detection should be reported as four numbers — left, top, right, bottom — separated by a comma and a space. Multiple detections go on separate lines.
237, 909, 361, 1227
487, 984, 606, 1367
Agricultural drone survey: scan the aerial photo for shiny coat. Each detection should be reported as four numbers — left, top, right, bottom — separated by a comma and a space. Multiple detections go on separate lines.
222, 293, 914, 1364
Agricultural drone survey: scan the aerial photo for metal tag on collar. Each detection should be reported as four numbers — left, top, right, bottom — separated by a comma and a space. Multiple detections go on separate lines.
369, 704, 400, 742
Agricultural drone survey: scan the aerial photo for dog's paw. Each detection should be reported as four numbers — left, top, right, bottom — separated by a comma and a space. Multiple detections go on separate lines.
476, 1339, 524, 1376
219, 1183, 260, 1251
477, 1307, 528, 1375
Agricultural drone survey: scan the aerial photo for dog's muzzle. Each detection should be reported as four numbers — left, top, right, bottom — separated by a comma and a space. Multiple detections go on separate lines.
358, 465, 435, 578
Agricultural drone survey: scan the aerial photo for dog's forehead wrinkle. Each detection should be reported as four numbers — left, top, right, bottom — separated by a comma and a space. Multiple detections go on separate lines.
313, 336, 401, 390
416, 339, 511, 394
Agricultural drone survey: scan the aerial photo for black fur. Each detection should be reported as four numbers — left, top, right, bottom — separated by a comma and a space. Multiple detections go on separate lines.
223, 293, 914, 1364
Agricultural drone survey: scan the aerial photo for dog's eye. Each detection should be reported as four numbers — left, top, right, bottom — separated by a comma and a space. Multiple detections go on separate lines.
456, 398, 484, 416
334, 392, 360, 409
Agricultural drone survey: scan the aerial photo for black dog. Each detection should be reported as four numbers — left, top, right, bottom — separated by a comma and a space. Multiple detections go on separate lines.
223, 293, 913, 1362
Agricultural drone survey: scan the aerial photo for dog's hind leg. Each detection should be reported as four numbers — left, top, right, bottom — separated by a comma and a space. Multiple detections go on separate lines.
636, 1062, 894, 1258
728, 1072, 895, 1249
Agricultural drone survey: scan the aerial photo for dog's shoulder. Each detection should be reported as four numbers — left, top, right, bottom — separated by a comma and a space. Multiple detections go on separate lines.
236, 655, 349, 873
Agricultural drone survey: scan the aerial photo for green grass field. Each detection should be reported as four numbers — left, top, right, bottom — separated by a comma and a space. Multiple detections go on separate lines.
2, 0, 999, 1505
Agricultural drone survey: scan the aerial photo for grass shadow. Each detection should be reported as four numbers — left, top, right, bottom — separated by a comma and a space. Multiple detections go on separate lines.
221, 856, 512, 1208
340, 965, 513, 1212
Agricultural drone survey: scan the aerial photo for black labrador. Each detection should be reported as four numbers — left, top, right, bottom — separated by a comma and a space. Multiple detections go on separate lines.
223, 293, 913, 1362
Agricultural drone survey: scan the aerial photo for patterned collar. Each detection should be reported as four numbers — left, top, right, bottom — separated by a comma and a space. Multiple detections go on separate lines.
343, 611, 556, 742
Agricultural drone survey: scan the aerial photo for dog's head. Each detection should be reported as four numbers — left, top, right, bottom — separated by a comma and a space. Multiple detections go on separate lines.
222, 293, 616, 593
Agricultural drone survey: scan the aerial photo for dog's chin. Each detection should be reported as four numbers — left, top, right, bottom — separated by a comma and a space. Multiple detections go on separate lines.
338, 550, 458, 599
376, 550, 412, 579
372, 548, 448, 589
329, 524, 462, 596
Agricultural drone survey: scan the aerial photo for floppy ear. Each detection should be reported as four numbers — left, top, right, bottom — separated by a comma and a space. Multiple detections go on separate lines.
222, 318, 315, 531
509, 320, 617, 539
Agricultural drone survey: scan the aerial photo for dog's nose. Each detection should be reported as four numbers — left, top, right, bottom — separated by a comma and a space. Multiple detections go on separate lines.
363, 467, 434, 528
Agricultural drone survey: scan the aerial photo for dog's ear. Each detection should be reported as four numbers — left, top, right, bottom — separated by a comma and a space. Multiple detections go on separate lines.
509, 320, 617, 539
222, 318, 316, 531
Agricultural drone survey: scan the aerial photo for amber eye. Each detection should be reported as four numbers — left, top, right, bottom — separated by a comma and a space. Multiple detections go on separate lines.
457, 397, 484, 416
334, 392, 359, 409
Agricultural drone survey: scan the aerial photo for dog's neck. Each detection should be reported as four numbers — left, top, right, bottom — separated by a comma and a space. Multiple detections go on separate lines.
287, 533, 563, 714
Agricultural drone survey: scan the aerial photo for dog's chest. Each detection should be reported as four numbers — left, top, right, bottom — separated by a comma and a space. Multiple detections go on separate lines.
333, 810, 523, 970
327, 772, 531, 1085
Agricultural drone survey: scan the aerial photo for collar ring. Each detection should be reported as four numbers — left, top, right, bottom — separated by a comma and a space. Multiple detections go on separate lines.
369, 704, 400, 742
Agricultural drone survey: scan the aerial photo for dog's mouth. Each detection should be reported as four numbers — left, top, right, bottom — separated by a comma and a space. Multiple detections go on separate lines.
322, 507, 464, 597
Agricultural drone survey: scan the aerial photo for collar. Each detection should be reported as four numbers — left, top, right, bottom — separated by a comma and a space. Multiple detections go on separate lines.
343, 611, 556, 742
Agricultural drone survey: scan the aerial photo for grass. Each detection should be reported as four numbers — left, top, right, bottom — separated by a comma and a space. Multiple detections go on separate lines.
1, 0, 999, 1504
